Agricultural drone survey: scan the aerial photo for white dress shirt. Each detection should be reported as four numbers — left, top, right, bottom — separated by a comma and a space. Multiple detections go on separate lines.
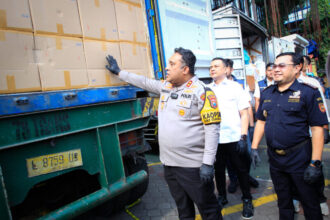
209, 78, 250, 143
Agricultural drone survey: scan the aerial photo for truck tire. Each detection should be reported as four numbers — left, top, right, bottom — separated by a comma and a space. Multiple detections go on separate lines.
125, 154, 149, 204
93, 154, 149, 216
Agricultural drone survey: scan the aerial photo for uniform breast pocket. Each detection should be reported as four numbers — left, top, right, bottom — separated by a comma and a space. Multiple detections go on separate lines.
261, 103, 273, 119
177, 99, 192, 119
282, 104, 303, 124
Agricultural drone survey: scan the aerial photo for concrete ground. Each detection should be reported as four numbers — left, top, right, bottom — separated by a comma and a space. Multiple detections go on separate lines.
108, 140, 330, 220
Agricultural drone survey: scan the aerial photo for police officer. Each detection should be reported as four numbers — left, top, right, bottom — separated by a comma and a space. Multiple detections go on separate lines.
106, 47, 222, 220
251, 52, 328, 220
254, 63, 275, 111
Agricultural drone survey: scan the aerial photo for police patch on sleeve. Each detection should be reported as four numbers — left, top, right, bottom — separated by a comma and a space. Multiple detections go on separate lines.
201, 88, 221, 124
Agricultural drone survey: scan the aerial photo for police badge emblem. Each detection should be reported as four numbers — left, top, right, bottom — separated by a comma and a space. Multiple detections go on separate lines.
207, 95, 218, 109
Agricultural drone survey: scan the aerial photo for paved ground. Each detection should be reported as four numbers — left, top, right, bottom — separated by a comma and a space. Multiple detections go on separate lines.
108, 140, 330, 220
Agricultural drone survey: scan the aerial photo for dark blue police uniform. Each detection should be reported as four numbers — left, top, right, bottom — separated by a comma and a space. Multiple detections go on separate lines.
256, 79, 328, 220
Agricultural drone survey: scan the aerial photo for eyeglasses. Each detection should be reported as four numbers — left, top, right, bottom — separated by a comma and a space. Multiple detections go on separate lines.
272, 63, 297, 69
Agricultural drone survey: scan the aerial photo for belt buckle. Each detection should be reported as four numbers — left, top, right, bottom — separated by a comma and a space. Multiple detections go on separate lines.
275, 149, 286, 155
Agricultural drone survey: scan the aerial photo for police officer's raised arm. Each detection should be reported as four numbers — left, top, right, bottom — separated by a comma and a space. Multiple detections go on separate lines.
106, 55, 162, 95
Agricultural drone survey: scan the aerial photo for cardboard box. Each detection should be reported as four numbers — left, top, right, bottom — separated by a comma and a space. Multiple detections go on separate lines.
0, 0, 33, 31
30, 0, 82, 37
120, 42, 153, 77
34, 35, 89, 90
83, 39, 126, 87
78, 0, 118, 41
0, 30, 40, 94
0, 0, 154, 94
114, 0, 147, 43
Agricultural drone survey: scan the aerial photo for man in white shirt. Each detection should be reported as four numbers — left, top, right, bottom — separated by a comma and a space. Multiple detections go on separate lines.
225, 59, 259, 193
209, 57, 253, 219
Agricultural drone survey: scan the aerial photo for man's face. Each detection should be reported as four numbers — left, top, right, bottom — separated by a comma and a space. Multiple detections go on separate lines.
210, 59, 227, 81
165, 53, 187, 85
265, 66, 274, 80
273, 55, 300, 85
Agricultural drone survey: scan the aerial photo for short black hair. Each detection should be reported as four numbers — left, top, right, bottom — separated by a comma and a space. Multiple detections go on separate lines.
225, 59, 234, 68
174, 47, 196, 75
276, 52, 301, 65
211, 57, 227, 66
303, 55, 311, 65
266, 63, 274, 69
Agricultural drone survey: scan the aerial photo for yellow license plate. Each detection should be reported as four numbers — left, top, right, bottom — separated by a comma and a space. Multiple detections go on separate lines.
26, 149, 83, 177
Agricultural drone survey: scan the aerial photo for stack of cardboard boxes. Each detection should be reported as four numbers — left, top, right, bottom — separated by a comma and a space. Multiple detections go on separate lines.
0, 0, 153, 94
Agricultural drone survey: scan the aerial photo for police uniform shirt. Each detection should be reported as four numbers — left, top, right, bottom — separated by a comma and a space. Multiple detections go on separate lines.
209, 78, 250, 143
119, 71, 221, 167
256, 79, 328, 150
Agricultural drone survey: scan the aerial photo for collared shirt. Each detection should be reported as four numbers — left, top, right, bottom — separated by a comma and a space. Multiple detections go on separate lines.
254, 78, 274, 98
119, 71, 220, 167
256, 79, 328, 149
209, 78, 250, 143
298, 74, 330, 121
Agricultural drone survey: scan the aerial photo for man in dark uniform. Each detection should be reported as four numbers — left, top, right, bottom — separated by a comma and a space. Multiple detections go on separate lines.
251, 52, 328, 220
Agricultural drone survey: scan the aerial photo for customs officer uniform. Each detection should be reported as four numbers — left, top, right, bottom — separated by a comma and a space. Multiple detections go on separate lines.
256, 79, 328, 220
119, 71, 222, 220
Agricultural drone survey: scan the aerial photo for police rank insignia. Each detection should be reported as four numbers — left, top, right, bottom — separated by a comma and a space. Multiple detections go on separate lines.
263, 110, 267, 118
288, 90, 300, 103
186, 80, 193, 88
200, 88, 221, 125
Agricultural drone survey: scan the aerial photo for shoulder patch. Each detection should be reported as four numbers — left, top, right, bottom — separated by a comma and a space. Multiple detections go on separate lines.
200, 87, 221, 125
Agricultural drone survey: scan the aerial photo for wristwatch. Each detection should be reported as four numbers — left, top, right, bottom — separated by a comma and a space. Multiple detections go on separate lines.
240, 134, 247, 141
311, 160, 322, 168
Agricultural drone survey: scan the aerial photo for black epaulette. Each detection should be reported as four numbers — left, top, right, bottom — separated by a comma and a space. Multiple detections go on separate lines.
300, 82, 318, 89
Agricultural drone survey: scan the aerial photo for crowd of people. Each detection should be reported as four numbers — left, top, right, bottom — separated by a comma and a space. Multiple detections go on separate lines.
105, 47, 329, 220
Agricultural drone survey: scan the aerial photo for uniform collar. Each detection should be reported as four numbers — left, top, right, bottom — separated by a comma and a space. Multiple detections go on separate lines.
176, 76, 198, 91
211, 77, 229, 87
273, 79, 299, 93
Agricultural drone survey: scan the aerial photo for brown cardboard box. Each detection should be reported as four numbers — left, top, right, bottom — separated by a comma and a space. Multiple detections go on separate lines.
83, 39, 126, 87
114, 0, 147, 43
0, 0, 154, 94
78, 0, 118, 41
0, 30, 40, 94
34, 35, 89, 90
30, 0, 82, 37
120, 42, 153, 77
0, 0, 33, 31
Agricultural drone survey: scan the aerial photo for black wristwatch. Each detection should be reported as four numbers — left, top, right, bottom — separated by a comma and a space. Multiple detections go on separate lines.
311, 160, 322, 168
240, 134, 247, 141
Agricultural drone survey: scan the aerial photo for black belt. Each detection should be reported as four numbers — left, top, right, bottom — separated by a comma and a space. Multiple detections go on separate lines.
271, 139, 311, 156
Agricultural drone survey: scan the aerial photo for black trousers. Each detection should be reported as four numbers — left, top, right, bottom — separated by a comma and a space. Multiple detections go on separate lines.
164, 166, 222, 220
214, 142, 252, 200
270, 168, 323, 220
